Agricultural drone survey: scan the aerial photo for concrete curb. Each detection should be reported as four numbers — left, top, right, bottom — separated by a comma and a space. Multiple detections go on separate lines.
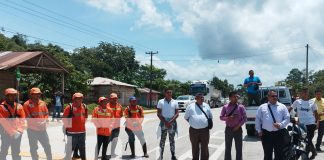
143, 109, 157, 114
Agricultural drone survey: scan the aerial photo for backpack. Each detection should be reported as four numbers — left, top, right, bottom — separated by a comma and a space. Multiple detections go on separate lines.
126, 105, 142, 118
67, 103, 88, 118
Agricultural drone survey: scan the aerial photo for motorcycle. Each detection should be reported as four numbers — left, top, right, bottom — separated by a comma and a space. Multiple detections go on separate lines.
285, 117, 309, 160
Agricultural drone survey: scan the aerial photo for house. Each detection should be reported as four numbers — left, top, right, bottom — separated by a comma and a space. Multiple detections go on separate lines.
0, 51, 68, 100
137, 87, 160, 107
87, 77, 136, 106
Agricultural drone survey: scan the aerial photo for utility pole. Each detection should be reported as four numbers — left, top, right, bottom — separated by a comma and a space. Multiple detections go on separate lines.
306, 44, 309, 85
146, 51, 158, 107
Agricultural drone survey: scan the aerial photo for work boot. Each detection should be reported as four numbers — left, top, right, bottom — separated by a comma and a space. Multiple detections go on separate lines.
309, 145, 317, 159
142, 143, 149, 158
129, 142, 135, 158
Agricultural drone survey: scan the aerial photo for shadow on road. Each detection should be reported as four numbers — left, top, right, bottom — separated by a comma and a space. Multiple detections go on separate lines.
243, 135, 260, 142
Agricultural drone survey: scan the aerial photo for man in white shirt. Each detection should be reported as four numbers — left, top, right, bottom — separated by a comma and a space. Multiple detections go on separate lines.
255, 90, 290, 160
157, 89, 179, 160
184, 93, 213, 160
291, 87, 319, 159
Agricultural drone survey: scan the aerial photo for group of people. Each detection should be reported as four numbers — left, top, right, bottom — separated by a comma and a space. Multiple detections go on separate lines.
0, 87, 150, 160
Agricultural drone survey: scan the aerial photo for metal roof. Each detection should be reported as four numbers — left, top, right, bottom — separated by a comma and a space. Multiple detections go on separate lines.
0, 51, 68, 73
89, 77, 136, 88
137, 87, 160, 94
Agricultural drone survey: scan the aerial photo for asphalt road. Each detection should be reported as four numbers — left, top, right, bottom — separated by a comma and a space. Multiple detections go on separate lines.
4, 108, 324, 159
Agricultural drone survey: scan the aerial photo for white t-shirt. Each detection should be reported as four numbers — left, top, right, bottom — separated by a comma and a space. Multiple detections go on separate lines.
292, 99, 317, 125
157, 98, 179, 118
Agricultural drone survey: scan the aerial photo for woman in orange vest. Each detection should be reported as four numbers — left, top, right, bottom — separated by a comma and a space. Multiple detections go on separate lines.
92, 96, 113, 160
107, 93, 123, 157
62, 92, 87, 160
124, 96, 149, 158
23, 87, 52, 160
0, 88, 26, 160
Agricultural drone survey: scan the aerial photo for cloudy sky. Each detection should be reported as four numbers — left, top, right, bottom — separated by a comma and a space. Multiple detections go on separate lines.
1, 0, 324, 87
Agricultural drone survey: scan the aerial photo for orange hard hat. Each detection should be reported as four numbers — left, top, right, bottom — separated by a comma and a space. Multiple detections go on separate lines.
72, 92, 84, 99
30, 87, 42, 94
4, 88, 18, 95
98, 96, 108, 103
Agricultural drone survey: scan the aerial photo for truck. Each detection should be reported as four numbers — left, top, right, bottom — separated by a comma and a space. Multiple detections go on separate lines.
245, 86, 292, 136
189, 80, 222, 108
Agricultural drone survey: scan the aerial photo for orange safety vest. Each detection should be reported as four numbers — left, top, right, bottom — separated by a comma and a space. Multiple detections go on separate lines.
124, 105, 144, 131
23, 99, 49, 131
92, 106, 114, 136
0, 101, 26, 136
107, 103, 123, 128
62, 103, 87, 133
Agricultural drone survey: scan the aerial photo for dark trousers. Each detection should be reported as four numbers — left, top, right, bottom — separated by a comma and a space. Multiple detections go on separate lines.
27, 129, 52, 160
247, 93, 260, 106
0, 127, 22, 160
189, 127, 210, 160
125, 127, 146, 145
64, 133, 86, 160
306, 124, 317, 154
225, 126, 242, 160
52, 105, 62, 119
261, 129, 285, 160
108, 128, 120, 155
316, 121, 324, 148
95, 135, 109, 159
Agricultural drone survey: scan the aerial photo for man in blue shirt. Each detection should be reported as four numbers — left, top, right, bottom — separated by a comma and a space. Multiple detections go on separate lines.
244, 70, 262, 106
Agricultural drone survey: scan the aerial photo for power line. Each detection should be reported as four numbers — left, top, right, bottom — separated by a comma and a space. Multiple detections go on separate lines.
1, 26, 79, 48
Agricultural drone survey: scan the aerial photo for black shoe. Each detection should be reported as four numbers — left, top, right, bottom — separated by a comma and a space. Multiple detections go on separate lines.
171, 156, 177, 160
316, 146, 322, 152
129, 154, 135, 159
309, 152, 317, 159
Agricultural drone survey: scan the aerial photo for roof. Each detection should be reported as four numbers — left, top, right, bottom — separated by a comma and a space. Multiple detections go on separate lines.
137, 87, 160, 94
89, 77, 136, 88
0, 51, 68, 73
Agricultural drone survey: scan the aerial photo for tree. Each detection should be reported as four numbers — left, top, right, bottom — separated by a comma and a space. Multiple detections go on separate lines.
210, 76, 234, 97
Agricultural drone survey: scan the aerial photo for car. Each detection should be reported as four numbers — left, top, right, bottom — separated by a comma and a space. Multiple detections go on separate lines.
175, 95, 195, 112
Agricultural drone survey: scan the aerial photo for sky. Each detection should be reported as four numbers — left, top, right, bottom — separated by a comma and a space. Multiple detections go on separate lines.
1, 0, 324, 87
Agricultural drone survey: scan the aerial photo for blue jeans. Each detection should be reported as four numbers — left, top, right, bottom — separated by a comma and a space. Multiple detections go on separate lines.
53, 105, 62, 119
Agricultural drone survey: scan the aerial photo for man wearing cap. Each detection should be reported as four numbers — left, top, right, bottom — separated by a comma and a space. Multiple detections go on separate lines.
92, 96, 113, 160
23, 87, 52, 160
62, 92, 87, 160
157, 89, 179, 160
124, 96, 149, 158
107, 93, 123, 157
0, 88, 26, 160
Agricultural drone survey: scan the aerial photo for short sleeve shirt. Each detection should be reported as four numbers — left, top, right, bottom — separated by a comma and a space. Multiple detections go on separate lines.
292, 99, 317, 125
244, 76, 261, 94
157, 98, 179, 119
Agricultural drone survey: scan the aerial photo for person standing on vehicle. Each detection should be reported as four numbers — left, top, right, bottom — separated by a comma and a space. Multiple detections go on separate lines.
23, 87, 52, 160
0, 88, 26, 160
185, 93, 213, 160
92, 96, 113, 160
124, 96, 149, 158
157, 89, 179, 160
107, 93, 123, 157
255, 90, 290, 160
62, 92, 87, 160
244, 70, 262, 106
292, 88, 319, 159
313, 88, 324, 151
220, 91, 247, 160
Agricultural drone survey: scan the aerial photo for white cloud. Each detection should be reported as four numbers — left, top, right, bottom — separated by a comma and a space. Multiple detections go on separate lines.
82, 0, 132, 14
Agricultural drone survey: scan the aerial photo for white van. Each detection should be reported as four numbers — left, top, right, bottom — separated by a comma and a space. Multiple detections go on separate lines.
245, 86, 292, 136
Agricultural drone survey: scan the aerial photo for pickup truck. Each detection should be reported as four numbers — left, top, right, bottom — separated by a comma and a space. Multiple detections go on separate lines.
175, 95, 195, 112
245, 86, 292, 136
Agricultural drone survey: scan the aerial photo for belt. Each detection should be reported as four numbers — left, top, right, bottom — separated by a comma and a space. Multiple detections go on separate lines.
190, 126, 208, 130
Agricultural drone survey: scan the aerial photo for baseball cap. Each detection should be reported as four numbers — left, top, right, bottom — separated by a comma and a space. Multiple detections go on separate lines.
110, 93, 118, 99
72, 92, 84, 99
4, 88, 18, 95
98, 96, 108, 103
30, 87, 42, 94
129, 96, 136, 101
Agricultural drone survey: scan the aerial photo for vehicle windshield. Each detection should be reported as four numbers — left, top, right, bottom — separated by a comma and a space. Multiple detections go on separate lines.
176, 96, 190, 100
189, 84, 207, 95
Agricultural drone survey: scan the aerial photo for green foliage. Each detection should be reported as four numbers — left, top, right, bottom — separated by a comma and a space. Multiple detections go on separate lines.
211, 76, 234, 97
